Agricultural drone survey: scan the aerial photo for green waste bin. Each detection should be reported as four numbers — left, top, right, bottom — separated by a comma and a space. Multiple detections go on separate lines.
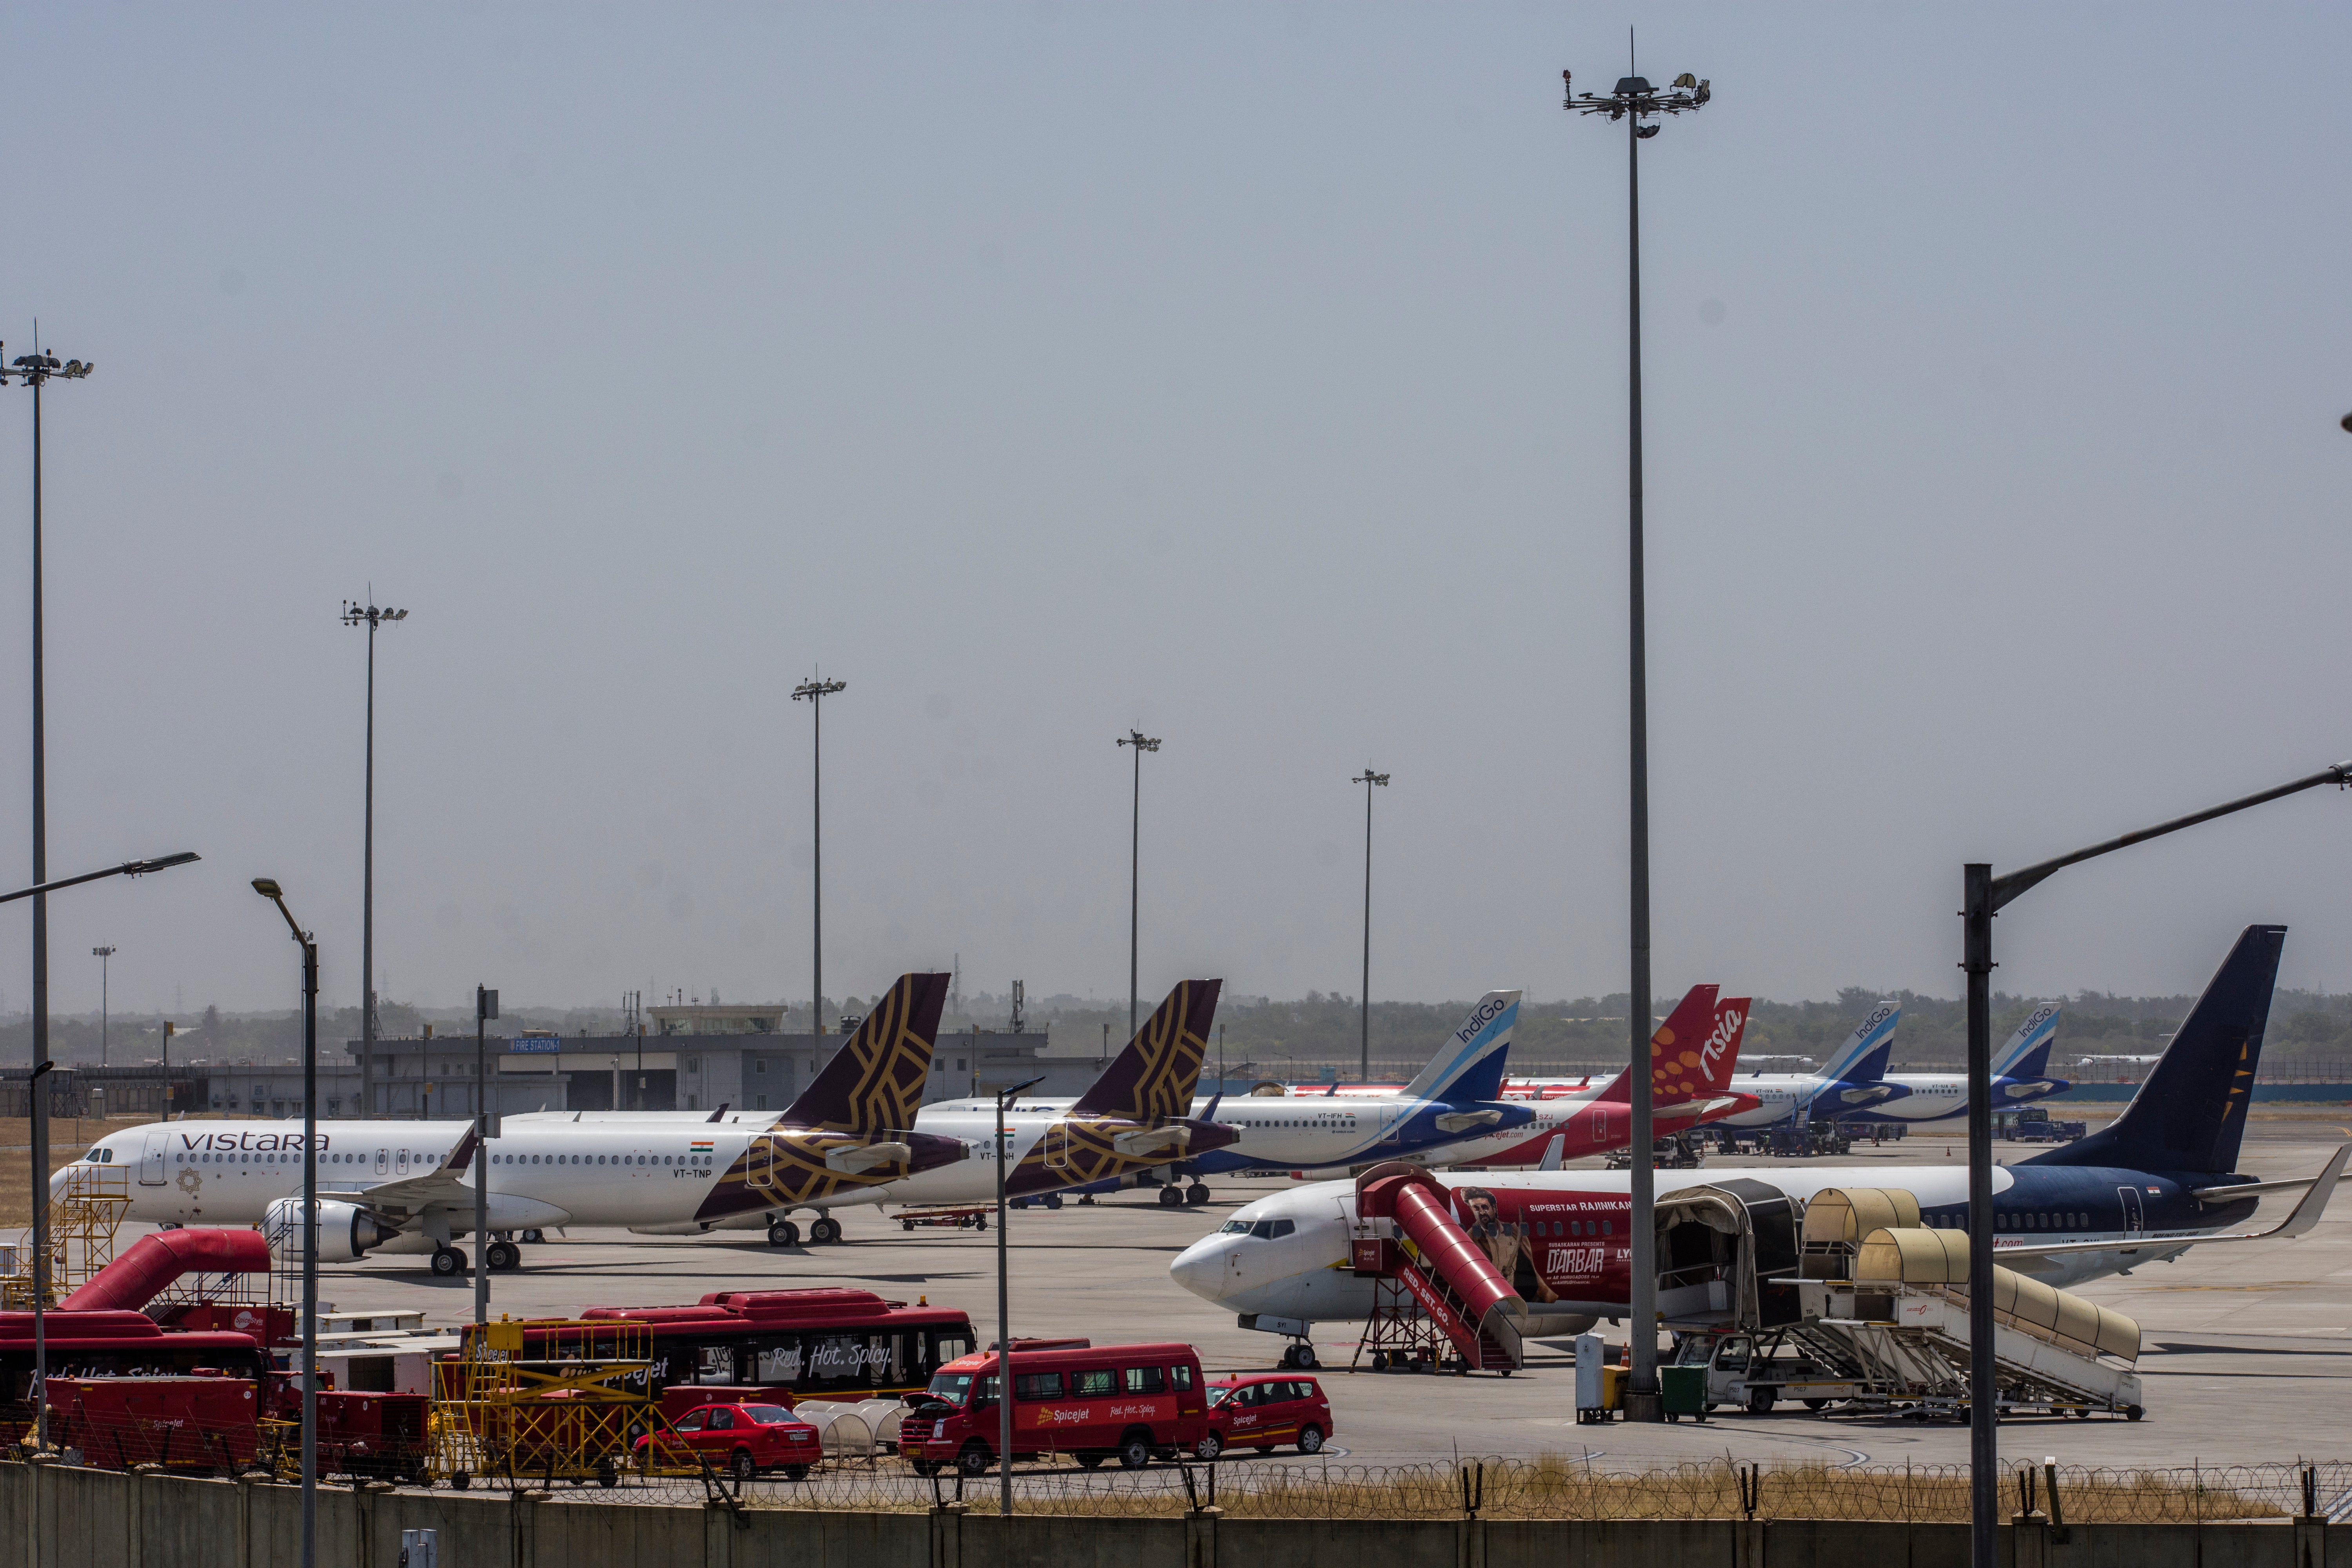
1659, 1364, 1709, 1422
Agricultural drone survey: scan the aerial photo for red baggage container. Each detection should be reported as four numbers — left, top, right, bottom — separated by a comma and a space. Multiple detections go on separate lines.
45, 1376, 260, 1473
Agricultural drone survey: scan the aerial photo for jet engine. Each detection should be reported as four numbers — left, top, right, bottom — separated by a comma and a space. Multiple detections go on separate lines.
262, 1196, 402, 1263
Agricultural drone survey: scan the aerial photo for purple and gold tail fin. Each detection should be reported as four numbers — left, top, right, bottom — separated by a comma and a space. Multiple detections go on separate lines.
779, 973, 951, 1136
1071, 980, 1222, 1121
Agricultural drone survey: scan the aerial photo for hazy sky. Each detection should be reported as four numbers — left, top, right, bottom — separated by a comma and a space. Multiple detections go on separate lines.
4, 4, 2349, 1022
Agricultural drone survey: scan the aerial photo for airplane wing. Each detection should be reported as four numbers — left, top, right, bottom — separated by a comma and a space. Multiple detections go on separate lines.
353, 1127, 481, 1216
1994, 1143, 2347, 1265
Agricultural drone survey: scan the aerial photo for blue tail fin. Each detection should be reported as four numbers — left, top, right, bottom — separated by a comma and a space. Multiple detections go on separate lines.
2027, 926, 2284, 1175
1401, 991, 1521, 1104
1993, 1004, 2062, 1080
1820, 1000, 1900, 1084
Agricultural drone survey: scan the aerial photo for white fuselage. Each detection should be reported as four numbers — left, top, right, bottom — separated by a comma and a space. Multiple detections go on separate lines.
1167, 1165, 2194, 1330
65, 1119, 754, 1236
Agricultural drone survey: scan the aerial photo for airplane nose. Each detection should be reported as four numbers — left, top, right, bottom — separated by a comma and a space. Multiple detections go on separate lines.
1168, 1239, 1231, 1303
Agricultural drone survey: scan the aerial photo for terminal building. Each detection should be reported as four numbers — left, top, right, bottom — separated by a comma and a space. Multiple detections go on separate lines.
299, 1001, 1107, 1118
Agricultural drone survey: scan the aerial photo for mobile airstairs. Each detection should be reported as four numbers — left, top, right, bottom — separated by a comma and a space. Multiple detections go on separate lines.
1345, 1164, 2147, 1415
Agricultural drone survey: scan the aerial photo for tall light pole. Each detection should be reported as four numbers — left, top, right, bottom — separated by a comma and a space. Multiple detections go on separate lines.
993, 1073, 1044, 1517
1955, 758, 2351, 1568
342, 599, 407, 1115
1565, 60, 1710, 1423
474, 984, 497, 1328
4, 340, 94, 1359
1352, 770, 1388, 1082
91, 947, 115, 1068
0, 851, 196, 1452
793, 676, 847, 1033
1116, 730, 1161, 1040
250, 878, 318, 1568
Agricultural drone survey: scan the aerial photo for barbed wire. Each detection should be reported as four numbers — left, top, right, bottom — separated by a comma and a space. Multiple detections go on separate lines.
12, 1416, 2341, 1525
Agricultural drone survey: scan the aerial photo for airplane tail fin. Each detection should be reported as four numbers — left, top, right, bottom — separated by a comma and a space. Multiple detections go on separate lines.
779, 973, 952, 1136
1993, 1004, 2062, 1080
1071, 980, 1223, 1120
1820, 1000, 1901, 1084
1654, 995, 1749, 1105
1400, 991, 1523, 1104
2027, 926, 2285, 1175
1595, 986, 1720, 1103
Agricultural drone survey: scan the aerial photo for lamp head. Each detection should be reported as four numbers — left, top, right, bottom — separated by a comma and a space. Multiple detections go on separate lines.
251, 878, 283, 899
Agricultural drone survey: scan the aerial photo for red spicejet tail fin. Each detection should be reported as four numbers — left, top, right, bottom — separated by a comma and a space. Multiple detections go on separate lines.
1590, 984, 1719, 1103
1071, 980, 1223, 1120
1655, 995, 1749, 1107
777, 973, 951, 1135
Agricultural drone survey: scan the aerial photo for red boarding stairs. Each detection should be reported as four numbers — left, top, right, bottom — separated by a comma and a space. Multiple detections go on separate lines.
1352, 1164, 1525, 1374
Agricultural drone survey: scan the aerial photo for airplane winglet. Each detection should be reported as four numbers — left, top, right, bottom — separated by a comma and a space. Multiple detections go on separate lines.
445, 1125, 480, 1173
708, 1103, 729, 1123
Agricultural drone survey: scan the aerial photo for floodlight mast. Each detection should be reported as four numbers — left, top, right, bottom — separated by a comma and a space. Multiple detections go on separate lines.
341, 597, 407, 1117
1353, 770, 1390, 1081
1116, 731, 1162, 1040
1563, 62, 1709, 1427
793, 676, 848, 1033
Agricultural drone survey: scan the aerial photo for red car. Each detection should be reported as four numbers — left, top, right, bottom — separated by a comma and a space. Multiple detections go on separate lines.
1202, 1375, 1332, 1458
633, 1402, 818, 1481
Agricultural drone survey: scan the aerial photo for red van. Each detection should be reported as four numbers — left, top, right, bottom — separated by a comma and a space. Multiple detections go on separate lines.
900, 1341, 1207, 1475
1203, 1375, 1332, 1457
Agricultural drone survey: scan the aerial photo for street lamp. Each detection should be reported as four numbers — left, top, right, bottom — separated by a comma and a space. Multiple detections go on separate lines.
792, 676, 848, 1033
0, 850, 195, 1456
474, 984, 497, 1328
993, 1073, 1045, 1517
1116, 731, 1162, 1040
250, 877, 320, 1568
1563, 60, 1710, 1424
1352, 770, 1389, 1082
91, 947, 116, 1069
1954, 758, 2352, 1568
2, 340, 96, 1318
342, 599, 407, 1116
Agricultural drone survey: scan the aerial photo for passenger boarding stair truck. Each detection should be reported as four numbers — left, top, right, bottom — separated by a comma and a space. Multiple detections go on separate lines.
1667, 1186, 2146, 1420
1350, 1165, 1526, 1374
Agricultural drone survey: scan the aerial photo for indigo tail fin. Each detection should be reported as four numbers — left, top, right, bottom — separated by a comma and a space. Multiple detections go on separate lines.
1071, 980, 1223, 1120
1400, 991, 1523, 1104
779, 973, 952, 1135
1993, 1004, 2062, 1081
2027, 926, 2284, 1175
1820, 1000, 1901, 1085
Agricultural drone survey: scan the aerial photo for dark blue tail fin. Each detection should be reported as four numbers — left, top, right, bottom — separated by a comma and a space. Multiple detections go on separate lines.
2027, 926, 2284, 1175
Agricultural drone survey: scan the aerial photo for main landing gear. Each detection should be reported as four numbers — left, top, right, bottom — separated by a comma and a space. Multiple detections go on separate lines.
1157, 1183, 1213, 1208
766, 1214, 847, 1247
430, 1246, 468, 1278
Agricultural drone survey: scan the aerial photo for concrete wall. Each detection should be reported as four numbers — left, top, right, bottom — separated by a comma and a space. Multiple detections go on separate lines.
0, 1462, 2339, 1568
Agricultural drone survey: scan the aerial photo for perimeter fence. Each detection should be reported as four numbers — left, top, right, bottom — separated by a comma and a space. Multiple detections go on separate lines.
451, 1455, 2352, 1523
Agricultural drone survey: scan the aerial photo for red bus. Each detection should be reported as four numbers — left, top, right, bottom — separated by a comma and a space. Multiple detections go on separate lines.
901, 1341, 1208, 1475
473, 1289, 976, 1406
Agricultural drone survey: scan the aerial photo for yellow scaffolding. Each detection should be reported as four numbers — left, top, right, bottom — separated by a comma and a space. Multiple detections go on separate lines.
3, 1164, 130, 1310
432, 1317, 657, 1489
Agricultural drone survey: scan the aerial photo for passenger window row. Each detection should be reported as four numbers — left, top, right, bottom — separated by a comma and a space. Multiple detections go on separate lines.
1013, 1365, 1185, 1401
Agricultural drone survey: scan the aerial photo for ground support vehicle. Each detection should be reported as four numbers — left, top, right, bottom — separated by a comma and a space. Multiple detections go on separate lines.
573, 1287, 975, 1406
434, 1318, 655, 1490
1767, 1125, 1851, 1158
45, 1375, 261, 1473
898, 1341, 1208, 1475
1655, 1184, 2147, 1422
1203, 1375, 1331, 1458
2000, 1109, 2089, 1144
895, 1206, 994, 1231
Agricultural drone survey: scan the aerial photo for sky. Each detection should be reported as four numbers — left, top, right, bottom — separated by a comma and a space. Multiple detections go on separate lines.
1, 4, 2348, 1022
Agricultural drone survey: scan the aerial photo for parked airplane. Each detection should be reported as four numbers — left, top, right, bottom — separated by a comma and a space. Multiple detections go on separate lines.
1841, 1004, 2073, 1127
64, 972, 964, 1271
1426, 989, 1759, 1170
740, 979, 1240, 1227
1171, 927, 2344, 1350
